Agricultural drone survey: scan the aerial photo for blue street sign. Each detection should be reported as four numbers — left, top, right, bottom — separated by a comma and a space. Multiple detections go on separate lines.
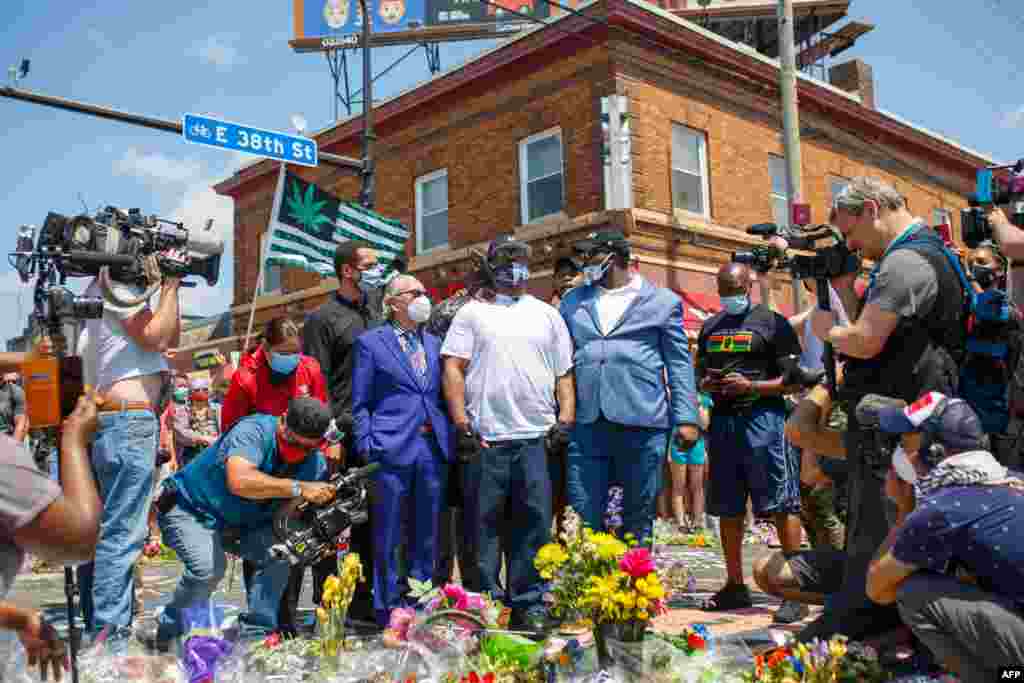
182, 114, 318, 167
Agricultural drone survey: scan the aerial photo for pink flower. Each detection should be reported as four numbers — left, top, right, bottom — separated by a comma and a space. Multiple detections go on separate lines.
619, 548, 656, 578
387, 607, 417, 640
442, 583, 470, 610
465, 594, 487, 612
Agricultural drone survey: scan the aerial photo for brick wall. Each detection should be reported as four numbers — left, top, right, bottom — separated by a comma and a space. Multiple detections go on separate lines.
231, 42, 614, 307
227, 24, 980, 317
618, 43, 973, 236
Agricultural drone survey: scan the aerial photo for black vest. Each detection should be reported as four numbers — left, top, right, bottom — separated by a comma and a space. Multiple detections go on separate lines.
840, 228, 968, 407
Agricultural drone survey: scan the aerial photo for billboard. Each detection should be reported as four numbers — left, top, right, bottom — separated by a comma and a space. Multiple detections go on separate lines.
292, 0, 547, 51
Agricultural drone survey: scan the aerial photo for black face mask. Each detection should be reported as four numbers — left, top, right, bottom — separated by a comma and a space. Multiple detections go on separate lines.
971, 264, 999, 289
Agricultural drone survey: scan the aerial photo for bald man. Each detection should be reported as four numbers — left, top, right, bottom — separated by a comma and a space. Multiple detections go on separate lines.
352, 275, 453, 626
696, 262, 804, 615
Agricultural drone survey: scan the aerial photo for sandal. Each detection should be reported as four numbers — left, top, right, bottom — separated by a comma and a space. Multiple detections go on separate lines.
702, 583, 754, 611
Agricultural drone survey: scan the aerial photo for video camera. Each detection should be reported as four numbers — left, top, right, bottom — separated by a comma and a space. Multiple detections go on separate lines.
732, 222, 861, 280
962, 161, 1024, 248
269, 463, 378, 566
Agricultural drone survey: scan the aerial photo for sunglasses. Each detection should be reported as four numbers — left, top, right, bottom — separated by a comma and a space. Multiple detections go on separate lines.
392, 289, 429, 298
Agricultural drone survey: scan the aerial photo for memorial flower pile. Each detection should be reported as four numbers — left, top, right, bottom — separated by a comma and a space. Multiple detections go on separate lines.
743, 635, 889, 683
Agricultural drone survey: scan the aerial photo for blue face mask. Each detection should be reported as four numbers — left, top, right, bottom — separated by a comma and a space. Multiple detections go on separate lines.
720, 294, 750, 316
269, 351, 301, 375
357, 264, 387, 293
495, 263, 530, 288
582, 254, 613, 286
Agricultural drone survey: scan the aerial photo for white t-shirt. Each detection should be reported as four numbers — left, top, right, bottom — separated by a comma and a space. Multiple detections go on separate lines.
595, 274, 643, 334
79, 279, 169, 392
800, 284, 851, 370
441, 294, 574, 441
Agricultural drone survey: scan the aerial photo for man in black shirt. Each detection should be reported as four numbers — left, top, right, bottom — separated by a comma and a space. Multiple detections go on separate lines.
302, 239, 388, 623
697, 263, 803, 612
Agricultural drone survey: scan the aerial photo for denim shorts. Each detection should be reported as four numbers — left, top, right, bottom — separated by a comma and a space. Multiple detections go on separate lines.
706, 405, 800, 517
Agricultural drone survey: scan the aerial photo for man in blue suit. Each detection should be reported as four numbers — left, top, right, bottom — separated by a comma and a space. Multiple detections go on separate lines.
352, 274, 453, 626
560, 231, 700, 544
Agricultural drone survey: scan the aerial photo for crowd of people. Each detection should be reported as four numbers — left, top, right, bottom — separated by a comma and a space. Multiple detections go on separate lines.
0, 176, 1022, 682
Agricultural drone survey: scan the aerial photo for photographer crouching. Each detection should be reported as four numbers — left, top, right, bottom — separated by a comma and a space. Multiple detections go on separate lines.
0, 390, 102, 681
149, 397, 335, 649
75, 254, 182, 644
804, 176, 971, 642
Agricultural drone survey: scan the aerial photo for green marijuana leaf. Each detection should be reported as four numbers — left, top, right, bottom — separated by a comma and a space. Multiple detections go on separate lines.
284, 180, 333, 238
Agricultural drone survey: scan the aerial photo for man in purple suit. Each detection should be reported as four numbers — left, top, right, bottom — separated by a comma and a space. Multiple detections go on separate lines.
352, 274, 453, 626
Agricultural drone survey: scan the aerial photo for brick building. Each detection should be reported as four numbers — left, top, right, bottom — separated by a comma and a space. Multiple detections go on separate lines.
207, 0, 992, 352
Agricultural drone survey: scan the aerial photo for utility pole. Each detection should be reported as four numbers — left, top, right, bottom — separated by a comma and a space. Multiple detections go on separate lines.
778, 0, 805, 313
359, 0, 376, 210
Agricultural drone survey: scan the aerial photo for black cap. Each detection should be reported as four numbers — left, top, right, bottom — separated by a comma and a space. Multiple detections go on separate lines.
573, 230, 630, 256
487, 234, 532, 264
554, 256, 580, 273
856, 392, 989, 454
286, 397, 332, 440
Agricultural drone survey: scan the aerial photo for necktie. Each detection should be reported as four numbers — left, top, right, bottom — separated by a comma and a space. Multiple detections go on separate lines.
400, 329, 427, 379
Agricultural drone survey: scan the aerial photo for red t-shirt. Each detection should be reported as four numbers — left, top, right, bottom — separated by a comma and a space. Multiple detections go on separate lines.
220, 345, 328, 432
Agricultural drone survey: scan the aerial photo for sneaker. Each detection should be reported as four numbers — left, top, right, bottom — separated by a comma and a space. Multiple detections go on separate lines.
772, 600, 810, 624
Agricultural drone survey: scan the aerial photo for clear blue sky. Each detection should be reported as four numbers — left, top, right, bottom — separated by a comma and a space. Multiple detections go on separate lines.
0, 0, 1020, 347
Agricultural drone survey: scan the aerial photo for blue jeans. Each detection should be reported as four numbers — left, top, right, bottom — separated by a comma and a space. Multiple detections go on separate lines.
77, 409, 158, 635
156, 503, 290, 640
568, 419, 668, 543
463, 438, 551, 613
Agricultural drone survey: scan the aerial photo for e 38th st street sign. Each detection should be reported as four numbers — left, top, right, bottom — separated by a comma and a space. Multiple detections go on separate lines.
183, 113, 318, 167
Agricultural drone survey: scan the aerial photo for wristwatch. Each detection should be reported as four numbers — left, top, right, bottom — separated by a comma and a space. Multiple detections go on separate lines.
292, 480, 301, 498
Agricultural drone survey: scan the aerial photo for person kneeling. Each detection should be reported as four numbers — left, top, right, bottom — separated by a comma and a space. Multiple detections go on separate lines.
864, 392, 1024, 683
152, 397, 336, 648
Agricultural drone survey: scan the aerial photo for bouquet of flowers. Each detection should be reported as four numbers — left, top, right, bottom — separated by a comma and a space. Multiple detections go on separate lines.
534, 508, 631, 625
658, 625, 710, 657
743, 636, 889, 683
246, 631, 323, 677
579, 547, 668, 640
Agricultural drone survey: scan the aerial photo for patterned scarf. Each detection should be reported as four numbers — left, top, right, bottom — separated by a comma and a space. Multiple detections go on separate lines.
914, 449, 1024, 498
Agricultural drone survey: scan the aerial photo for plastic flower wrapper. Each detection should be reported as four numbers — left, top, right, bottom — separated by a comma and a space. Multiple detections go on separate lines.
179, 602, 234, 683
607, 635, 683, 683
543, 633, 601, 681
327, 635, 443, 682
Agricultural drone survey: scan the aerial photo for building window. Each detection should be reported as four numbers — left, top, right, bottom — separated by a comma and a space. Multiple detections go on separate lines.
769, 154, 789, 228
519, 127, 564, 224
671, 123, 709, 216
415, 169, 449, 254
829, 175, 850, 206
260, 232, 282, 294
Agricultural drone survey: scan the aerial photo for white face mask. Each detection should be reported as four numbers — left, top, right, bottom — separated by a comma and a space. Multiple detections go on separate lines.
892, 446, 918, 484
407, 295, 432, 323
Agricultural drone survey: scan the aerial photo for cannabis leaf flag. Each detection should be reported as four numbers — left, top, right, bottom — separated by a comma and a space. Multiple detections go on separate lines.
263, 165, 409, 280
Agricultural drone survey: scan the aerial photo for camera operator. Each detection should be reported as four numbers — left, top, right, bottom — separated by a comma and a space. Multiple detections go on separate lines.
0, 373, 27, 444
807, 176, 971, 642
150, 397, 334, 648
1, 392, 102, 681
75, 254, 181, 643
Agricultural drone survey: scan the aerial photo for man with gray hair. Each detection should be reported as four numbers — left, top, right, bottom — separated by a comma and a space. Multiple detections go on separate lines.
804, 176, 972, 641
353, 274, 452, 626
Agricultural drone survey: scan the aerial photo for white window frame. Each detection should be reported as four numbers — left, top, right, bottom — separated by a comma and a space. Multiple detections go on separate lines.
768, 154, 789, 228
518, 126, 565, 225
415, 168, 449, 255
670, 123, 711, 218
260, 230, 282, 295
